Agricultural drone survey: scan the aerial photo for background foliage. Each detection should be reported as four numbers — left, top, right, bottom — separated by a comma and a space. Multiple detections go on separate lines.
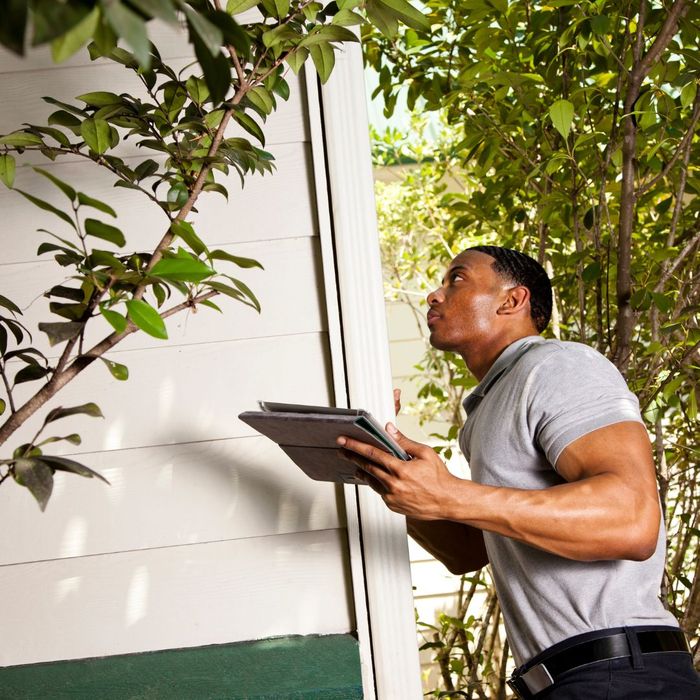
0, 0, 427, 508
369, 1, 700, 696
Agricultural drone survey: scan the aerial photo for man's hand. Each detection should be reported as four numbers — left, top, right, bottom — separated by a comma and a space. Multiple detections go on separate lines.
338, 423, 458, 520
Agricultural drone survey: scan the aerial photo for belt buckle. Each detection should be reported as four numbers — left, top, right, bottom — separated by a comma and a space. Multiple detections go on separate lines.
510, 662, 555, 697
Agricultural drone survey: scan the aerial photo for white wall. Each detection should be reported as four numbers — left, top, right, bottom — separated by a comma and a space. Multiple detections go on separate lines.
0, 25, 354, 666
385, 299, 466, 688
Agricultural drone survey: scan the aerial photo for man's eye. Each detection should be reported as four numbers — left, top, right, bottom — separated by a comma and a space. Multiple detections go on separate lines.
451, 273, 463, 282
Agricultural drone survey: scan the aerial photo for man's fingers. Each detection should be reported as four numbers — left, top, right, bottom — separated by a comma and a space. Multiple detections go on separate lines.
393, 388, 401, 415
337, 436, 400, 473
386, 422, 433, 459
340, 448, 391, 490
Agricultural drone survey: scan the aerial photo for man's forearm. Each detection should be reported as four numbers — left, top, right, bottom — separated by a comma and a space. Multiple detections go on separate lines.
442, 474, 660, 562
406, 517, 488, 574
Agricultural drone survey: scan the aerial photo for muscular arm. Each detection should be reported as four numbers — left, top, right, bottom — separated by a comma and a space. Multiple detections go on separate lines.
340, 420, 660, 563
406, 518, 488, 574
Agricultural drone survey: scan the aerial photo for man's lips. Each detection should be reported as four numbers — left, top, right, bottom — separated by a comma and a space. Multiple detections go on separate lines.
427, 310, 440, 327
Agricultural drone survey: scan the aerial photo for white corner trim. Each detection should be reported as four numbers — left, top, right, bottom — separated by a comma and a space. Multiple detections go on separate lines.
304, 67, 377, 700
313, 43, 424, 700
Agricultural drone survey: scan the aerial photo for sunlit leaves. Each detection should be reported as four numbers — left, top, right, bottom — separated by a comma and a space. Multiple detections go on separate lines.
38, 321, 83, 346
102, 1, 150, 67
0, 154, 16, 188
150, 257, 215, 283
13, 458, 53, 511
126, 299, 168, 339
85, 218, 126, 247
45, 402, 104, 423
101, 357, 129, 381
51, 6, 100, 63
80, 118, 113, 154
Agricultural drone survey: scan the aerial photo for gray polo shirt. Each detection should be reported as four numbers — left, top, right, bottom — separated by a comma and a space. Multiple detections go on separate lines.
459, 336, 677, 665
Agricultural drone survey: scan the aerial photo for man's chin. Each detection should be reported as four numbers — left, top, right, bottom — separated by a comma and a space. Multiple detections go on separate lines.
428, 331, 453, 351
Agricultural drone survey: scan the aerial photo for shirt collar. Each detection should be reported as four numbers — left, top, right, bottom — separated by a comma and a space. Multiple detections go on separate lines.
462, 335, 545, 415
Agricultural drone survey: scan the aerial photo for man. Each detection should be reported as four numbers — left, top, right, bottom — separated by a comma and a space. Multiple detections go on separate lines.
338, 246, 700, 699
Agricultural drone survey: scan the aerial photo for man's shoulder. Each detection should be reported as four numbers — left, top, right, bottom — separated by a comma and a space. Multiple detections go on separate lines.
515, 339, 622, 383
520, 338, 608, 365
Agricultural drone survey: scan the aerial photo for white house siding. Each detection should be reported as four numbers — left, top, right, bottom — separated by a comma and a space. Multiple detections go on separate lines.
385, 300, 466, 688
0, 25, 354, 667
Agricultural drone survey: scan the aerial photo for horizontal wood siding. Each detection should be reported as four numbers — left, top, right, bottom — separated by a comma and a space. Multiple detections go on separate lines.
0, 22, 354, 672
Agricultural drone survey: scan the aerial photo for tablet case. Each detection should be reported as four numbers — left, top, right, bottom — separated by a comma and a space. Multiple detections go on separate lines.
238, 402, 409, 484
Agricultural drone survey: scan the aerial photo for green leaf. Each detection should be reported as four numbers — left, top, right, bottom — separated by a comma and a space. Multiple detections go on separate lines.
48, 285, 85, 302
101, 357, 129, 381
210, 249, 263, 269
100, 306, 128, 333
103, 1, 151, 67
182, 4, 223, 56
14, 364, 50, 385
16, 189, 76, 228
45, 402, 103, 423
0, 131, 44, 147
34, 167, 76, 201
38, 321, 83, 346
227, 0, 260, 14
191, 31, 231, 105
186, 76, 210, 104
0, 154, 16, 188
126, 299, 168, 339
309, 44, 336, 84
130, 0, 179, 23
80, 118, 112, 154
549, 99, 575, 140
51, 6, 100, 63
133, 159, 159, 181
581, 261, 601, 283
150, 257, 215, 283
300, 25, 359, 47
274, 0, 290, 18
246, 87, 275, 116
286, 47, 309, 75
85, 218, 126, 247
36, 433, 82, 447
199, 299, 222, 312
262, 25, 300, 49
77, 192, 117, 217
171, 220, 207, 256
0, 398, 5, 416
14, 458, 54, 511
680, 82, 696, 109
225, 275, 261, 312
48, 110, 82, 129
373, 0, 430, 33
0, 293, 21, 314
0, 0, 28, 54
38, 455, 110, 484
233, 111, 265, 145
77, 91, 122, 107
332, 9, 364, 26
167, 182, 189, 209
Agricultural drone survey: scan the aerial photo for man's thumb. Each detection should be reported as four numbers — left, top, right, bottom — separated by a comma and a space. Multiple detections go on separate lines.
386, 422, 425, 456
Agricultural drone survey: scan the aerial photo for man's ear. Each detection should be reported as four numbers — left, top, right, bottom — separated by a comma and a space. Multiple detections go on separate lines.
496, 285, 530, 316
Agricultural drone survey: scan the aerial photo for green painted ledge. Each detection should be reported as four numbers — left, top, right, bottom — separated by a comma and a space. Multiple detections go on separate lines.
0, 634, 363, 700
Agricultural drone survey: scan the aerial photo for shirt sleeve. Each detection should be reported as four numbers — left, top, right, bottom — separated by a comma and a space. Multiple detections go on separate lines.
527, 344, 645, 470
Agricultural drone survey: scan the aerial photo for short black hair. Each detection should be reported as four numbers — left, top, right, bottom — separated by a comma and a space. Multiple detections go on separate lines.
468, 245, 552, 333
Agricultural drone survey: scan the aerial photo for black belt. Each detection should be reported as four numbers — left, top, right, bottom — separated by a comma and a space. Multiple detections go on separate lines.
508, 628, 690, 698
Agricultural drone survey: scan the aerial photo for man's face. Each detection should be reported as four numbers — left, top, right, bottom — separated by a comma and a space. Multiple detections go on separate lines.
426, 250, 508, 352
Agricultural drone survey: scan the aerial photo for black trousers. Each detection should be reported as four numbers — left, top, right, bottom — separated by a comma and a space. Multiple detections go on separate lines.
537, 649, 700, 699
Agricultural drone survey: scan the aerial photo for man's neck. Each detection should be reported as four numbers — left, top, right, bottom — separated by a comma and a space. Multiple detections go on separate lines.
461, 330, 539, 382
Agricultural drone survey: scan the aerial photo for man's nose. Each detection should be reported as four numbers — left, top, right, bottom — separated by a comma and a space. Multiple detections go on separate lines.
427, 287, 444, 305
